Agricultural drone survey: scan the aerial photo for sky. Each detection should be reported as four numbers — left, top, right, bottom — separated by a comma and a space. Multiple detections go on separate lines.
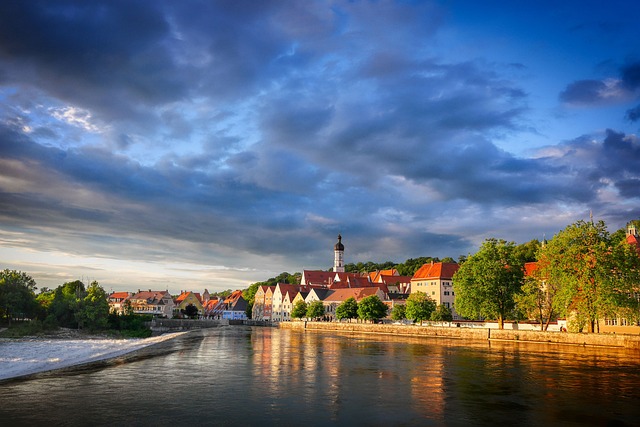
1, 0, 640, 294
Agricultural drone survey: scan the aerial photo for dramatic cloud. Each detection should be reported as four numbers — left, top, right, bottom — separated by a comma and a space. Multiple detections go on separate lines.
1, 1, 639, 292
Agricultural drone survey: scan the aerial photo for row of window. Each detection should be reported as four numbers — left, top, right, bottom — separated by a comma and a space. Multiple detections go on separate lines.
605, 318, 630, 326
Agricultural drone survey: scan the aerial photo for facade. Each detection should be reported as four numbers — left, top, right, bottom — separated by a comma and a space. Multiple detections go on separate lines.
222, 290, 248, 320
108, 291, 131, 314
271, 284, 301, 322
252, 285, 276, 321
203, 298, 225, 319
129, 290, 175, 318
174, 291, 204, 317
410, 262, 461, 320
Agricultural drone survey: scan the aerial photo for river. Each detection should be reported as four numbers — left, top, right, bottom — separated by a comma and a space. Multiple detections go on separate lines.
1, 326, 639, 426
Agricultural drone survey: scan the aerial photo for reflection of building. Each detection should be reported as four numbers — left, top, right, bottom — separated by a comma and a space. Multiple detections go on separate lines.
411, 262, 460, 319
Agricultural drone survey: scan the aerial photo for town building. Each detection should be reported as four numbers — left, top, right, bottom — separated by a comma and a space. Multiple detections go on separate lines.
128, 290, 175, 318
222, 290, 248, 320
410, 262, 461, 319
174, 291, 204, 317
107, 291, 131, 314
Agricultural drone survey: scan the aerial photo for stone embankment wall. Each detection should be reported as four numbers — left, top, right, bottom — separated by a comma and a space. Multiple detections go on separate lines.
278, 321, 640, 349
147, 318, 228, 334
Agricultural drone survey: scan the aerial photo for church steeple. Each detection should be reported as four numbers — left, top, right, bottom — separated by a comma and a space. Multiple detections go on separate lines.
334, 234, 345, 273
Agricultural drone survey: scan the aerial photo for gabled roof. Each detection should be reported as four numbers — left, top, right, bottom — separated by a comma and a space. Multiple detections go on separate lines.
108, 292, 130, 300
130, 290, 172, 303
369, 269, 398, 282
323, 287, 383, 303
301, 270, 335, 286
224, 290, 244, 304
411, 262, 459, 280
379, 275, 411, 285
273, 283, 300, 296
307, 288, 334, 301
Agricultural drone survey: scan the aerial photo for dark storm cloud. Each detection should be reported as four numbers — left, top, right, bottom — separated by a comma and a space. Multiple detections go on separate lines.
626, 105, 640, 122
559, 79, 611, 105
1, 0, 640, 283
560, 60, 640, 107
0, 1, 185, 115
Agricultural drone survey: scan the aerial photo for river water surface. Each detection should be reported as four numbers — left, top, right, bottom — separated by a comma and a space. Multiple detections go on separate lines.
1, 326, 639, 426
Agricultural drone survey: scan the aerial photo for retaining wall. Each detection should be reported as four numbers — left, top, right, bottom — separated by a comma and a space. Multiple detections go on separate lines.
278, 321, 640, 349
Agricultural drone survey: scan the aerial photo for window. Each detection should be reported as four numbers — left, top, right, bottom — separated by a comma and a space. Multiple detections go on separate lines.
432, 291, 436, 295
444, 291, 450, 296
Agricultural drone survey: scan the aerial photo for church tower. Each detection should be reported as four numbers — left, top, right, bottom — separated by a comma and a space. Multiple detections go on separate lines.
334, 234, 345, 272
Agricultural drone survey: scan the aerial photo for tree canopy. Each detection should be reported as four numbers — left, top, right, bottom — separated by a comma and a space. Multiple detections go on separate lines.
291, 300, 308, 319
335, 297, 358, 321
306, 301, 325, 320
453, 239, 524, 329
390, 304, 406, 321
0, 269, 38, 324
536, 220, 640, 333
405, 292, 436, 324
356, 295, 387, 322
430, 304, 453, 322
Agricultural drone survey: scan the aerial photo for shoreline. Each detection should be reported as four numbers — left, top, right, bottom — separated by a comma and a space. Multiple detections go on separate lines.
0, 331, 188, 382
279, 321, 640, 350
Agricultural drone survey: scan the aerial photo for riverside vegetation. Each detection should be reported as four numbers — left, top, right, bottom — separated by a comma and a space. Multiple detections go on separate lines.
0, 273, 151, 338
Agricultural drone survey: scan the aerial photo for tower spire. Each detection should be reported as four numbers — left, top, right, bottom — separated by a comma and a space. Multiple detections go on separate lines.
334, 234, 345, 273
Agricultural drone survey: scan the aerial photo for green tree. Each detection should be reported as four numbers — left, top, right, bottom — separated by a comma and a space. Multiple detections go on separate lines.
50, 280, 86, 328
453, 238, 524, 329
405, 292, 436, 325
357, 295, 388, 322
390, 304, 406, 321
306, 300, 325, 320
536, 219, 640, 333
76, 281, 110, 331
515, 272, 557, 331
0, 269, 38, 324
335, 297, 358, 321
430, 304, 453, 322
513, 239, 541, 263
291, 300, 308, 319
182, 303, 198, 318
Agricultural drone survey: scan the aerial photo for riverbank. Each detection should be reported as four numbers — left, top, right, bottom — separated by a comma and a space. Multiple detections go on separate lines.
0, 331, 187, 382
279, 321, 640, 349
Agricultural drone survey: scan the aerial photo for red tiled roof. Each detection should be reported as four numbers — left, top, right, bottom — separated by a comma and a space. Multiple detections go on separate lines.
324, 287, 383, 303
302, 270, 335, 285
130, 290, 171, 303
380, 275, 411, 285
369, 269, 398, 282
109, 292, 130, 299
627, 234, 640, 254
411, 262, 459, 280
524, 262, 539, 277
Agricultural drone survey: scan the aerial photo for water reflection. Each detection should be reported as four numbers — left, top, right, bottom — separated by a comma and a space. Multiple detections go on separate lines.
1, 327, 639, 426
